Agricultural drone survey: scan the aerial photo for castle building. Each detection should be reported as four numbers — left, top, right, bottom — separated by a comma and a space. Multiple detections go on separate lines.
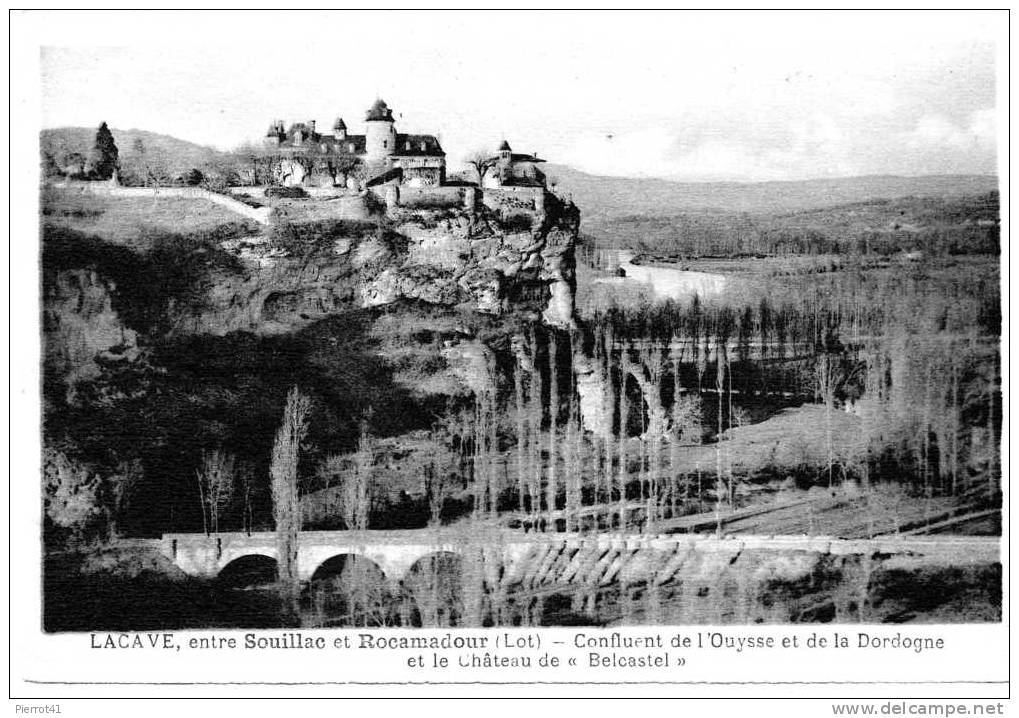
265, 99, 446, 188
483, 140, 547, 189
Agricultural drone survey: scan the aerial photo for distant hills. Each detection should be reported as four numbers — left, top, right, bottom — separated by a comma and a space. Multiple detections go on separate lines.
41, 127, 227, 176
545, 164, 999, 223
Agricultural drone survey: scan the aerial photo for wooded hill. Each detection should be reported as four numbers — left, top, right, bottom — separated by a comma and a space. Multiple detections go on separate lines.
545, 163, 998, 221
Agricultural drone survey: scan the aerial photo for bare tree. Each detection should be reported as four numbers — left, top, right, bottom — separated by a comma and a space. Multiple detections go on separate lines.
239, 463, 256, 536
602, 326, 616, 507
135, 143, 173, 188
197, 449, 236, 534
129, 137, 149, 187
327, 153, 361, 188
424, 457, 445, 529
270, 387, 311, 614
618, 346, 631, 531
464, 150, 495, 187
815, 353, 859, 489
195, 468, 208, 536
343, 426, 374, 532
715, 345, 727, 529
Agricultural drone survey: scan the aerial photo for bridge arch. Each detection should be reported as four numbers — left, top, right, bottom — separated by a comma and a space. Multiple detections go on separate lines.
401, 551, 467, 627
309, 553, 387, 584
218, 553, 278, 588
305, 553, 392, 627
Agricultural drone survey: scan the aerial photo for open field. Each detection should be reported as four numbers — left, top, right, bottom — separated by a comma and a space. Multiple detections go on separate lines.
42, 185, 258, 248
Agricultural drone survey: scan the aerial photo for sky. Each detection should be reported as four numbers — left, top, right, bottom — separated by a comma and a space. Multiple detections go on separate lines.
37, 11, 1003, 182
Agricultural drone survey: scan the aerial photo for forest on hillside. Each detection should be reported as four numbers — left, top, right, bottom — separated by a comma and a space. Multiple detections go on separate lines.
581, 192, 999, 259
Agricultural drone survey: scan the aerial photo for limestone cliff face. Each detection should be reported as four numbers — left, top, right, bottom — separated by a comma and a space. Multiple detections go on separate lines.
42, 191, 580, 399
43, 270, 140, 394
179, 191, 580, 336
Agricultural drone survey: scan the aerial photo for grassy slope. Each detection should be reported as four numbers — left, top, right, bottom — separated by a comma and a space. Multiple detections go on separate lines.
42, 186, 256, 249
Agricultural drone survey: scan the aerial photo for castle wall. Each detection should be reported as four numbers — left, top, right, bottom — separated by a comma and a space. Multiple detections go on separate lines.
392, 156, 444, 169
303, 186, 356, 198
391, 156, 445, 188
482, 186, 544, 208
482, 186, 545, 223
398, 185, 464, 209
403, 167, 444, 188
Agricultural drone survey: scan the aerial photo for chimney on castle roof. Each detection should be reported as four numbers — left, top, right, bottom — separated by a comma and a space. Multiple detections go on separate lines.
308, 120, 316, 135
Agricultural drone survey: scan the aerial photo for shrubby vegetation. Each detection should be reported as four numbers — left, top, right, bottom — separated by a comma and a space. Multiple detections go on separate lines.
264, 185, 308, 199
267, 213, 380, 257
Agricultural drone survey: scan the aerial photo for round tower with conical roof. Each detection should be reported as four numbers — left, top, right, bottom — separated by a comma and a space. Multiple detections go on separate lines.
498, 139, 512, 163
489, 140, 514, 186
333, 117, 347, 141
365, 98, 397, 161
265, 120, 285, 147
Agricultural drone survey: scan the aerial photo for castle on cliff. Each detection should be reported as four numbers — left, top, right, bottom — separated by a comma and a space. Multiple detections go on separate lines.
267, 99, 445, 188
266, 98, 546, 191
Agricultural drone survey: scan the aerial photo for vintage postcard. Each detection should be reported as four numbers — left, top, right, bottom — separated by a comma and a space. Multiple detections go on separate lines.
9, 8, 1009, 709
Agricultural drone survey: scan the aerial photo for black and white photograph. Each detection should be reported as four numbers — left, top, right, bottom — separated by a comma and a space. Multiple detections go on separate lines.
10, 7, 1009, 703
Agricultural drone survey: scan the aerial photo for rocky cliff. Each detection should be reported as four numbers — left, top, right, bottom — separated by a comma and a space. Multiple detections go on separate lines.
43, 269, 140, 393
42, 188, 580, 399
181, 191, 580, 336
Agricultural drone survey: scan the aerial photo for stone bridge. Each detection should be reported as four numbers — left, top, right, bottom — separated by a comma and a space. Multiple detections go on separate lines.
160, 528, 1000, 588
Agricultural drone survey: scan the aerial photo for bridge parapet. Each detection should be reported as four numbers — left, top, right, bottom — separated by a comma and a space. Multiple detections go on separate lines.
160, 530, 1000, 586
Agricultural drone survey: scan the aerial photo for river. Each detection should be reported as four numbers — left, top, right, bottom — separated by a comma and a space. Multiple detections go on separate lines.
594, 251, 728, 302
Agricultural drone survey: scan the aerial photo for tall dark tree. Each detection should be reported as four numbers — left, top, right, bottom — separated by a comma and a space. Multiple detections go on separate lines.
87, 122, 119, 180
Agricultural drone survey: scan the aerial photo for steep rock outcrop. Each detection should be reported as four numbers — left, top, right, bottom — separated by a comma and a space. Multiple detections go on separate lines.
42, 190, 580, 404
43, 270, 140, 395
187, 191, 579, 336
